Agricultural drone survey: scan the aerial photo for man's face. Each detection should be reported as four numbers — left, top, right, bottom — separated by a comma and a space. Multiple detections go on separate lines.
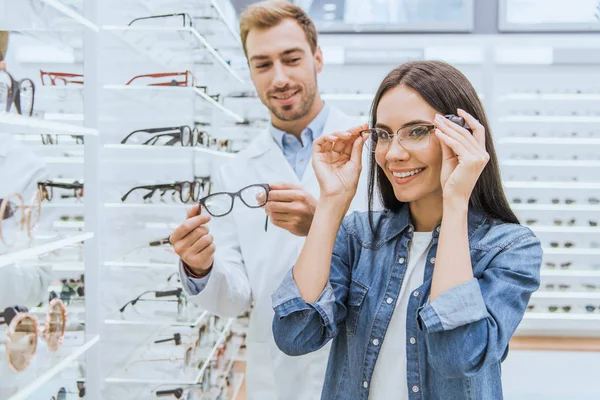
245, 19, 323, 123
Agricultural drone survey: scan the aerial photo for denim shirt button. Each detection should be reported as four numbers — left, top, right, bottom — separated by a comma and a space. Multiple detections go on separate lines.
409, 337, 416, 344
386, 297, 393, 304
399, 257, 405, 264
430, 257, 436, 264
363, 381, 368, 389
436, 226, 441, 233
413, 290, 420, 297
412, 386, 420, 393
372, 338, 379, 346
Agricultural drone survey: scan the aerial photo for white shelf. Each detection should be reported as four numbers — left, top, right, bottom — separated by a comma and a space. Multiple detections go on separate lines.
6, 335, 100, 400
500, 93, 600, 101
0, 232, 94, 268
541, 270, 600, 279
532, 292, 600, 300
104, 203, 191, 209
103, 85, 244, 123
195, 147, 236, 158
104, 311, 208, 327
518, 314, 600, 336
527, 226, 600, 234
542, 248, 600, 256
0, 114, 98, 135
502, 160, 600, 168
38, 0, 99, 32
43, 156, 84, 164
499, 115, 600, 123
498, 137, 600, 145
101, 26, 245, 84
104, 318, 234, 384
103, 261, 176, 269
511, 204, 600, 212
504, 181, 600, 189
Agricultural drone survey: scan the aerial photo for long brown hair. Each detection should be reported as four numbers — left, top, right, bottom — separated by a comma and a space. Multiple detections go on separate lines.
367, 61, 519, 228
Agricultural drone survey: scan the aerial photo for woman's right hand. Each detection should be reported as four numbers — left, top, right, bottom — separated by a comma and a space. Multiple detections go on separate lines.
312, 123, 369, 202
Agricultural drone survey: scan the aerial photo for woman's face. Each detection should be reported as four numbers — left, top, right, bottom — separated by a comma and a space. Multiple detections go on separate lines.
374, 85, 443, 203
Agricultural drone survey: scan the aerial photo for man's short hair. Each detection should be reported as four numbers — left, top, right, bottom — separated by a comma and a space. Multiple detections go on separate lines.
239, 0, 318, 58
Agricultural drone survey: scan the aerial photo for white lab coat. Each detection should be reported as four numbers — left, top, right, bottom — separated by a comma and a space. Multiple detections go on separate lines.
181, 106, 371, 400
0, 136, 51, 310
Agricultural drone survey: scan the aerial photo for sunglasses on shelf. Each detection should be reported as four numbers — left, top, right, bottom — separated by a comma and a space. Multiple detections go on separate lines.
38, 180, 84, 201
120, 179, 211, 203
0, 69, 35, 116
549, 242, 575, 248
0, 299, 67, 372
128, 13, 193, 28
0, 192, 42, 248
545, 262, 572, 269
40, 70, 84, 86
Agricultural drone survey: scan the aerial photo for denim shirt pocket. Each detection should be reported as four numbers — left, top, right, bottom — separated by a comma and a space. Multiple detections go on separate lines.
346, 279, 369, 336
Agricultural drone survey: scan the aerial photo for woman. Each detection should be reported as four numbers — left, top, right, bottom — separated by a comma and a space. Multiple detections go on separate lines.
271, 61, 542, 400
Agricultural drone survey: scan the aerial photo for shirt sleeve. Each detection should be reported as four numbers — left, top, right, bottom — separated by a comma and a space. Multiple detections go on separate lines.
179, 261, 212, 295
418, 233, 542, 379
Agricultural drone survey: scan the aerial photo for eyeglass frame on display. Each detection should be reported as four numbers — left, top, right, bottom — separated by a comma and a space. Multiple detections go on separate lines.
120, 179, 211, 204
121, 126, 211, 147
0, 69, 35, 116
128, 13, 193, 28
41, 134, 85, 145
119, 288, 188, 317
39, 70, 83, 86
37, 180, 84, 201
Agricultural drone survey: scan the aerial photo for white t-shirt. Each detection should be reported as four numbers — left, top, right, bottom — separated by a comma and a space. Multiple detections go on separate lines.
369, 231, 433, 400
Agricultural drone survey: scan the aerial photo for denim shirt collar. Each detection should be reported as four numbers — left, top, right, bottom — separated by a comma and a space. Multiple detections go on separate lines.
377, 203, 487, 243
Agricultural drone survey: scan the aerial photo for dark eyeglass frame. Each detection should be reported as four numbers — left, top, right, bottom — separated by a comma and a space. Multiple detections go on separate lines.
128, 13, 193, 28
198, 183, 270, 231
0, 69, 35, 116
41, 134, 84, 145
37, 181, 84, 201
119, 288, 186, 314
120, 180, 211, 203
121, 126, 210, 147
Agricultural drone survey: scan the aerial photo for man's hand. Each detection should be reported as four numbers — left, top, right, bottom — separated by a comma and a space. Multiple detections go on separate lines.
170, 204, 215, 276
264, 183, 317, 236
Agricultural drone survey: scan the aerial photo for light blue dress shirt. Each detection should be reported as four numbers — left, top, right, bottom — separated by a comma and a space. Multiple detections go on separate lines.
184, 104, 330, 294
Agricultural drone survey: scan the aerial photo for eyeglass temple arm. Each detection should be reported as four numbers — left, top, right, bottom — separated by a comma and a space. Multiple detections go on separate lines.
119, 290, 155, 312
122, 185, 172, 202
156, 388, 184, 398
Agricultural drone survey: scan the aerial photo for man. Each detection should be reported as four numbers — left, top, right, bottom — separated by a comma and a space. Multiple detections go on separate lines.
170, 2, 369, 399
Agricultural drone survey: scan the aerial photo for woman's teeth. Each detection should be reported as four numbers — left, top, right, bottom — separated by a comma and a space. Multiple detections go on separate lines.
392, 168, 424, 178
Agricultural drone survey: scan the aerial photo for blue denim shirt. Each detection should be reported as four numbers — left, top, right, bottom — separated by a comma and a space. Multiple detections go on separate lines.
271, 204, 542, 400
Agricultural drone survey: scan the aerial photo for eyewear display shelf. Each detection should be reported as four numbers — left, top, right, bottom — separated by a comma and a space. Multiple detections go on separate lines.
1, 1, 100, 400
95, 1, 250, 400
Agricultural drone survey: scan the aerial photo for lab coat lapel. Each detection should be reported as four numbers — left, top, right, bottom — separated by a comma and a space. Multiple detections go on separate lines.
246, 129, 299, 186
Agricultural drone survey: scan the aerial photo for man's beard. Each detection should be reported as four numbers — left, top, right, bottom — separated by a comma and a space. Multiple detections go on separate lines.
265, 76, 317, 122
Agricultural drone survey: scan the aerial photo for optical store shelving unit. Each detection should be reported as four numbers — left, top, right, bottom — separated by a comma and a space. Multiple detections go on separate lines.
1, 0, 249, 399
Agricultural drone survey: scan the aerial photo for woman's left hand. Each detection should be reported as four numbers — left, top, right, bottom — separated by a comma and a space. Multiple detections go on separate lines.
434, 109, 489, 207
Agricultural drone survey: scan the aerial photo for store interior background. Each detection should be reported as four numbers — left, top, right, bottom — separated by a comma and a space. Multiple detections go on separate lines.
0, 0, 599, 399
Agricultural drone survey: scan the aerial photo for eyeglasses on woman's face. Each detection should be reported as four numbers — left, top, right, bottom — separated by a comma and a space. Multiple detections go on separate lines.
360, 123, 436, 153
